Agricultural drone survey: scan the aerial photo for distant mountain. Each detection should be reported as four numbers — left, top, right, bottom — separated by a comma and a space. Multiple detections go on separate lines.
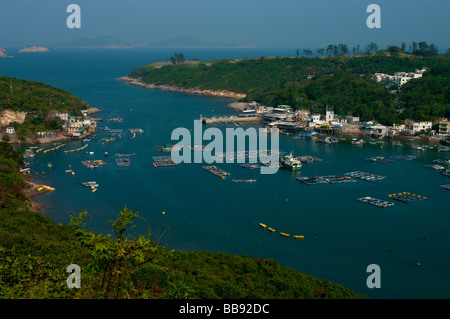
146, 35, 255, 48
59, 36, 132, 48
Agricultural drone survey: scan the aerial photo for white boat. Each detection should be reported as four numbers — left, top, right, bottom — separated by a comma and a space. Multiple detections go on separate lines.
280, 153, 302, 170
82, 181, 98, 188
351, 138, 364, 145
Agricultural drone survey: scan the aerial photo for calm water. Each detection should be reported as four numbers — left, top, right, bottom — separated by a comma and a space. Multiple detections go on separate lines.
1, 47, 449, 299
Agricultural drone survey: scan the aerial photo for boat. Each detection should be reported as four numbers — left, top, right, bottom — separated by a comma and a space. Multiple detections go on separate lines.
82, 181, 98, 188
279, 153, 302, 171
293, 235, 305, 239
351, 138, 364, 145
280, 232, 290, 237
259, 223, 267, 228
268, 227, 276, 232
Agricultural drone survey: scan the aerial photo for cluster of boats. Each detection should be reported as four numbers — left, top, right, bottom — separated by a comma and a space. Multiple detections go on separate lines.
82, 160, 107, 169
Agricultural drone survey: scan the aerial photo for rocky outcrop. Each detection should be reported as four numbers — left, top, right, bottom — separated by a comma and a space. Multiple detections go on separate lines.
0, 46, 9, 57
118, 76, 246, 99
0, 110, 27, 126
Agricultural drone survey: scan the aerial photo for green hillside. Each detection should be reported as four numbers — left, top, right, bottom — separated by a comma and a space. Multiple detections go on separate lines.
0, 76, 91, 138
128, 53, 450, 125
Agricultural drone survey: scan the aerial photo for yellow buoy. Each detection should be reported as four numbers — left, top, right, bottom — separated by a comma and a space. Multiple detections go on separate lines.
162, 211, 165, 215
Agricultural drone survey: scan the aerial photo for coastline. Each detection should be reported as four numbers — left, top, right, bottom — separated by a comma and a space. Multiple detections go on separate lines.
118, 76, 247, 100
23, 179, 51, 213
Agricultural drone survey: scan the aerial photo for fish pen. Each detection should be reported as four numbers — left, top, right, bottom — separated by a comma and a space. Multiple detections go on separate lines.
295, 155, 323, 163
345, 171, 386, 181
390, 155, 416, 161
365, 156, 394, 164
232, 179, 257, 183
357, 197, 394, 208
203, 166, 230, 179
296, 175, 356, 185
115, 153, 136, 157
154, 144, 181, 152
152, 156, 178, 167
116, 158, 131, 167
82, 160, 107, 168
240, 163, 261, 170
387, 192, 428, 203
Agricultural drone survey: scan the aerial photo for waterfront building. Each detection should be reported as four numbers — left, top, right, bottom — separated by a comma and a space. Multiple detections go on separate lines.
412, 121, 433, 134
435, 118, 449, 135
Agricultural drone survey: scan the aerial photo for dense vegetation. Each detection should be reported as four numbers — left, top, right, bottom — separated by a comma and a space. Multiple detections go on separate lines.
0, 76, 90, 138
129, 51, 450, 125
0, 143, 363, 299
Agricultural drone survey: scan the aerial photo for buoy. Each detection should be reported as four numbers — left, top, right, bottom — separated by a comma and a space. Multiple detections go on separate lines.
162, 211, 165, 215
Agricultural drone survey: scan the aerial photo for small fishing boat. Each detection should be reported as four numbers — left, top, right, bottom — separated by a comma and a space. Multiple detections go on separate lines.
268, 227, 276, 232
259, 223, 267, 228
293, 235, 305, 239
280, 232, 290, 237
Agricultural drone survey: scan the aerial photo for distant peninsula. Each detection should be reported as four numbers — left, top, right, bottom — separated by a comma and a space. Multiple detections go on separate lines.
19, 46, 50, 53
123, 47, 450, 126
0, 46, 9, 57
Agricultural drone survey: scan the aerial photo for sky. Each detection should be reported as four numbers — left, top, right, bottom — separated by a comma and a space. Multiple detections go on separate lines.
0, 0, 449, 50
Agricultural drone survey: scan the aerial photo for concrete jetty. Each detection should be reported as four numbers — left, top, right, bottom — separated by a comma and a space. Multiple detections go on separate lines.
200, 115, 262, 125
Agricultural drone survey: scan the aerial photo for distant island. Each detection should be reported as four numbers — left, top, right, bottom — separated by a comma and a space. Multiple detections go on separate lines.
19, 46, 50, 53
0, 46, 9, 57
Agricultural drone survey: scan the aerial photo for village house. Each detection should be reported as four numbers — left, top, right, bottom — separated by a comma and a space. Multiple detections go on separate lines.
435, 118, 449, 135
412, 121, 433, 134
6, 127, 15, 134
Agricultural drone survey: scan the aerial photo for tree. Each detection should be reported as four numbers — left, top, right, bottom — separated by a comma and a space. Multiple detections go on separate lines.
70, 207, 163, 299
295, 49, 300, 58
365, 42, 378, 54
317, 48, 325, 56
1, 134, 10, 142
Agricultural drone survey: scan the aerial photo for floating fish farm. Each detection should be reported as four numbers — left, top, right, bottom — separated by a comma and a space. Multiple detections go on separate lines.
357, 196, 394, 208
345, 171, 386, 182
152, 156, 178, 167
387, 192, 428, 203
365, 156, 394, 164
296, 175, 356, 185
203, 166, 230, 179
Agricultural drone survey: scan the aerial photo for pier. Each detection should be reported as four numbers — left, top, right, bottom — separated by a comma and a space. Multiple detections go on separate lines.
200, 115, 262, 125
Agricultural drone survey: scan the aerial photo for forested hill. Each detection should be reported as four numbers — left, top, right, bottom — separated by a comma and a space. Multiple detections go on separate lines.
0, 76, 91, 138
0, 76, 90, 115
128, 53, 450, 125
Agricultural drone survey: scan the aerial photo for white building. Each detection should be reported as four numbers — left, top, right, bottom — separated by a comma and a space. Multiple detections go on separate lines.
6, 127, 15, 134
56, 112, 69, 122
311, 114, 321, 123
373, 68, 426, 87
412, 121, 432, 134
325, 110, 335, 123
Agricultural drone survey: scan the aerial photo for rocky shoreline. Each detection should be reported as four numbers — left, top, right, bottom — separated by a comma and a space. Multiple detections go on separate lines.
118, 76, 247, 100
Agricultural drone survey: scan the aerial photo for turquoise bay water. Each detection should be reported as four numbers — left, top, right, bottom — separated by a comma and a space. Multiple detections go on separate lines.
1, 48, 449, 299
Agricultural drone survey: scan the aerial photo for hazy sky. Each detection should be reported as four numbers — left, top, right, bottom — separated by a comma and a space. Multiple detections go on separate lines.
1, 0, 449, 49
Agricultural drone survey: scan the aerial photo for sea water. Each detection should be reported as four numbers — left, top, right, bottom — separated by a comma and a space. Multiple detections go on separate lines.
1, 47, 449, 298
